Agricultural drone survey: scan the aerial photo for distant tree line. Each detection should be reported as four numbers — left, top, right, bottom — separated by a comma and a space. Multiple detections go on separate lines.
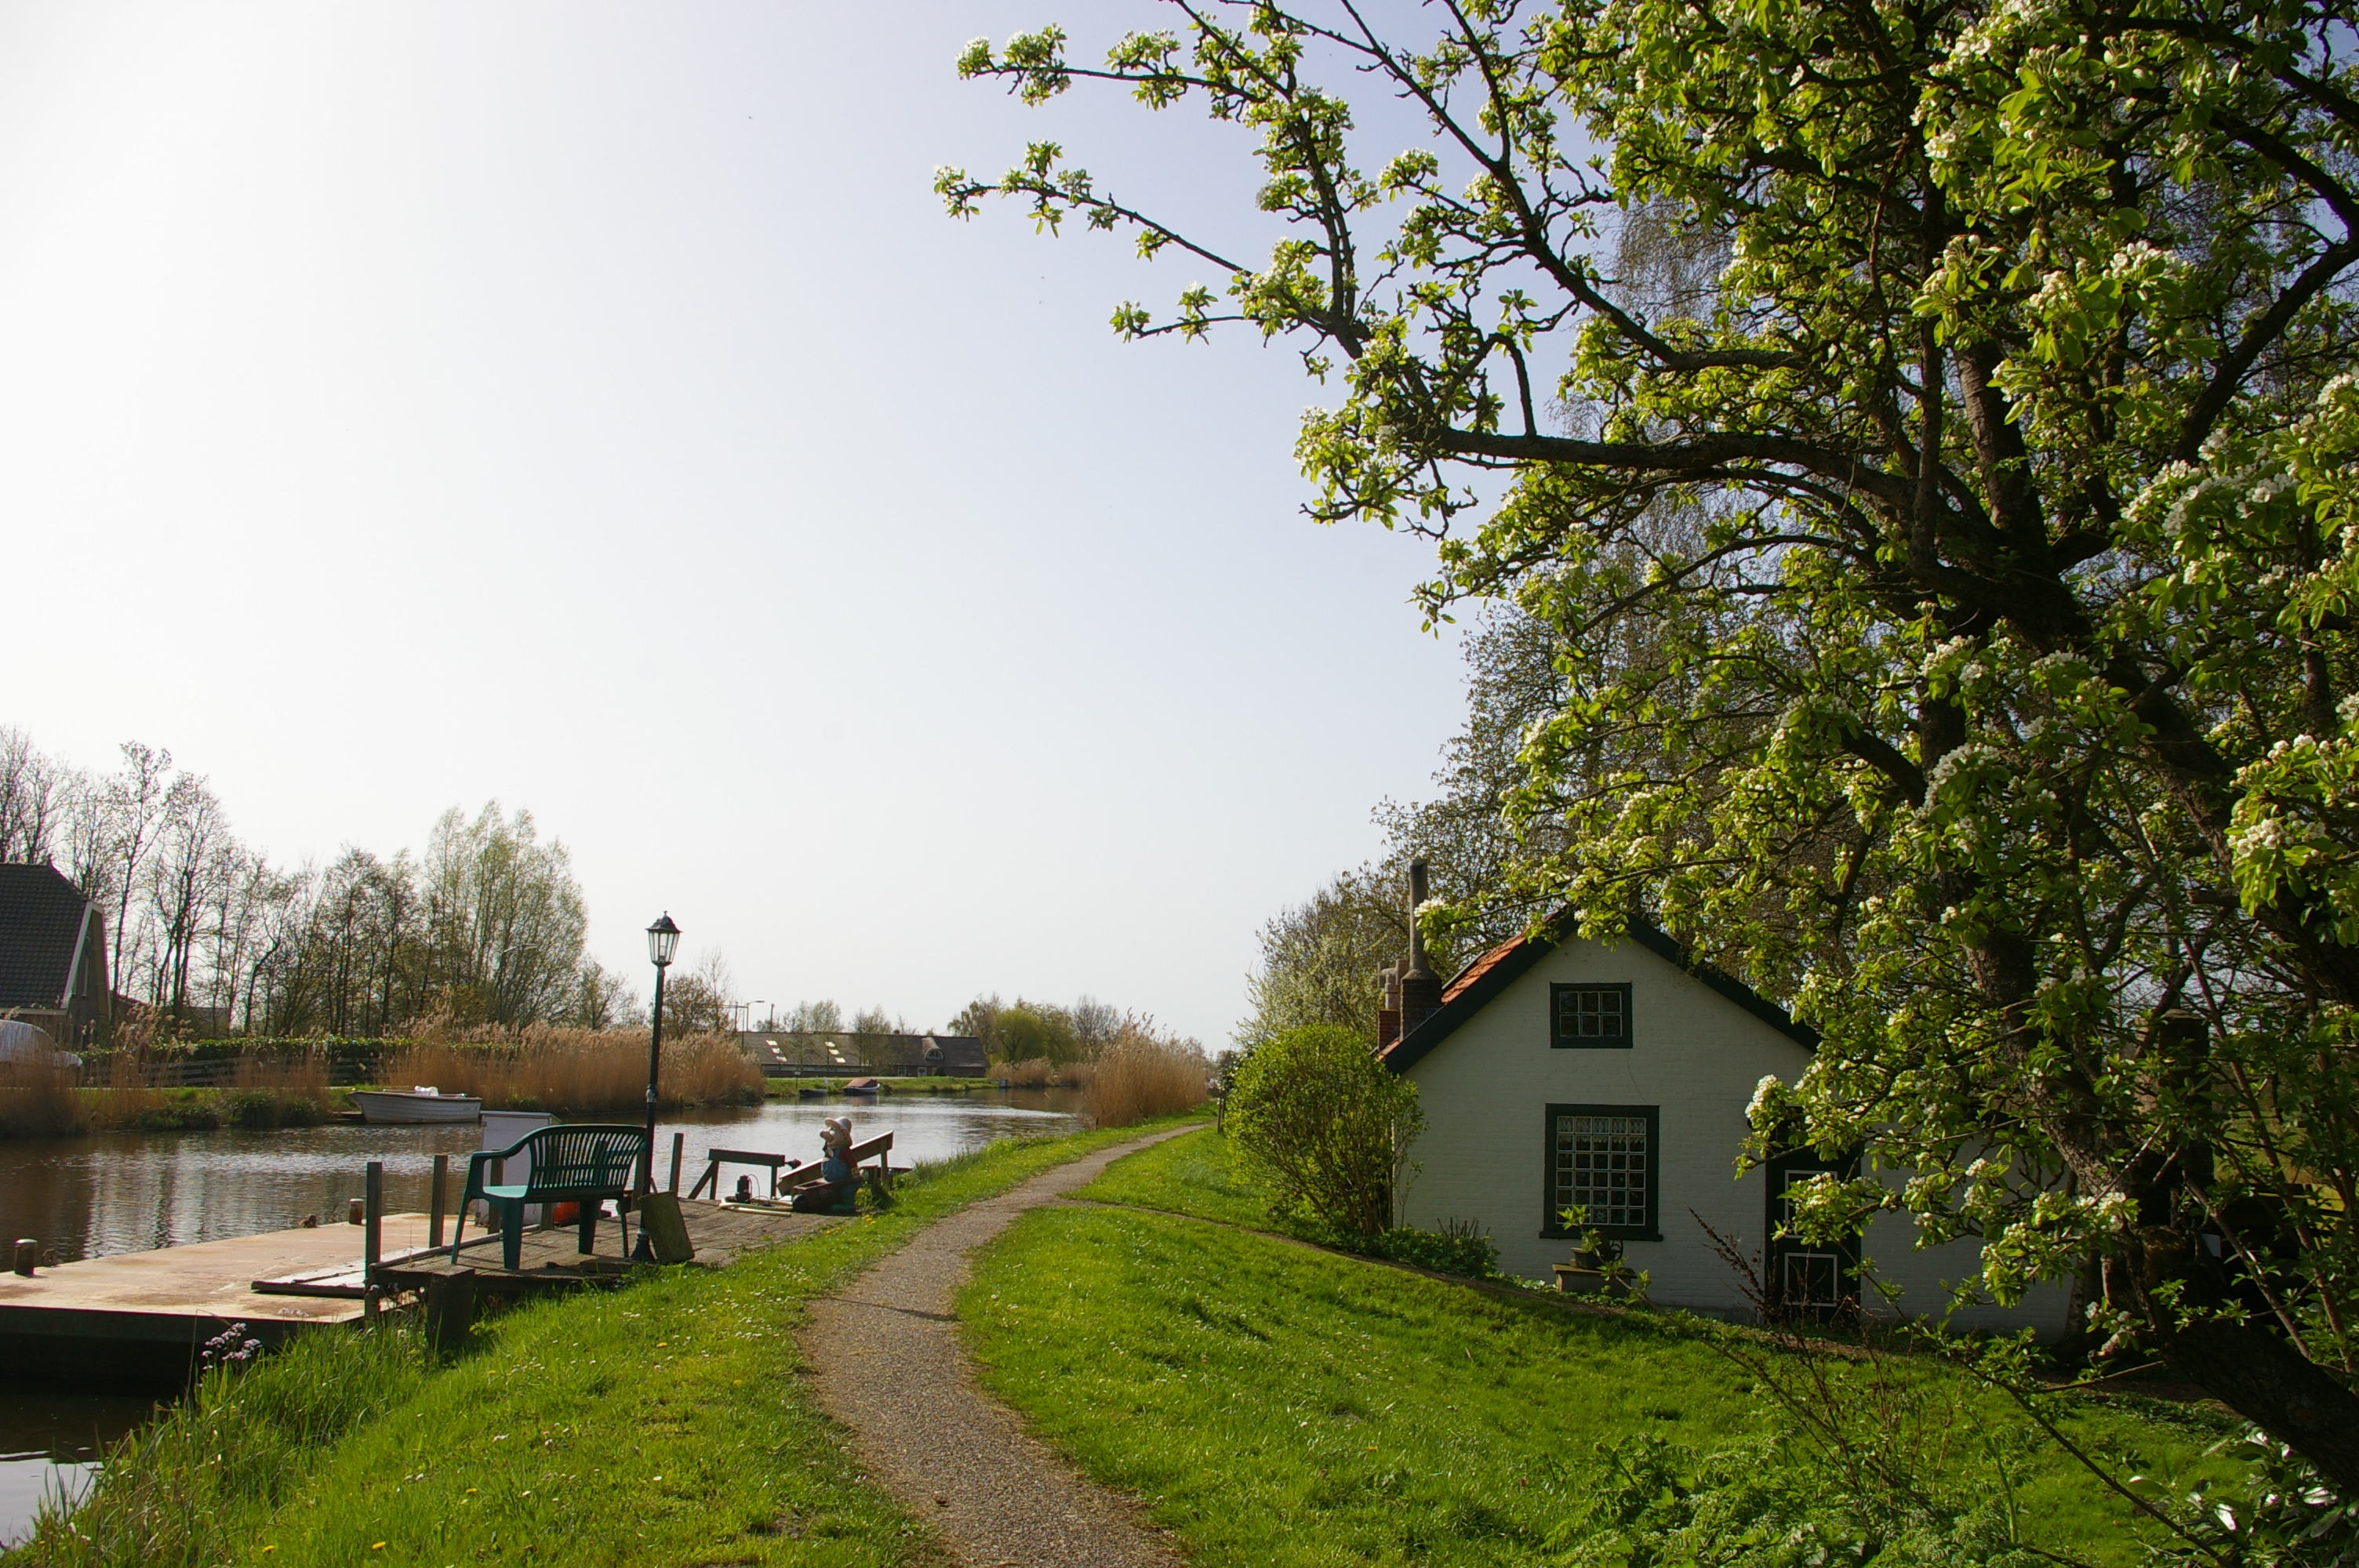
0, 728, 636, 1036
948, 994, 1120, 1065
758, 1000, 911, 1036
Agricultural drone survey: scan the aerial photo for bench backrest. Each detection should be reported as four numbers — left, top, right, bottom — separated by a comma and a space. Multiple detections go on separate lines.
498, 1125, 648, 1196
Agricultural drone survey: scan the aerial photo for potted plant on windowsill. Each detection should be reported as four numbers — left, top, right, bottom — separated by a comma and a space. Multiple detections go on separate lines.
1551, 1207, 1648, 1301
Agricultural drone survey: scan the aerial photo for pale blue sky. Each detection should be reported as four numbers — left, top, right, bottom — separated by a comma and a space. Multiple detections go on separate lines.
0, 3, 1470, 1044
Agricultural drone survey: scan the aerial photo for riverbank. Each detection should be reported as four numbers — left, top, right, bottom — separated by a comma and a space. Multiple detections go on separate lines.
2, 1114, 1201, 1567
0, 1091, 1087, 1267
959, 1129, 2248, 1568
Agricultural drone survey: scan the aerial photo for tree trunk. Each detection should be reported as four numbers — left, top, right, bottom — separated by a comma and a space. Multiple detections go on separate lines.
2165, 1318, 2359, 1495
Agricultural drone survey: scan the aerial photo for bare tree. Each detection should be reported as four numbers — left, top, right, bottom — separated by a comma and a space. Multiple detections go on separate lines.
101, 742, 176, 998
144, 773, 231, 1018
0, 728, 69, 862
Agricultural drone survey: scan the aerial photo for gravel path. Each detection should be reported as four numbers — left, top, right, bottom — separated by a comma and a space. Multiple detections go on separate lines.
803, 1127, 1196, 1568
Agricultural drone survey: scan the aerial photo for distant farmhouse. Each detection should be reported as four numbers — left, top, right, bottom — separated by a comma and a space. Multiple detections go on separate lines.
0, 862, 112, 1047
1377, 868, 2070, 1336
745, 1031, 989, 1079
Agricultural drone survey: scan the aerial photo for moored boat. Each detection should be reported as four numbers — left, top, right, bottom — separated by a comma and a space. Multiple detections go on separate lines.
351, 1087, 483, 1124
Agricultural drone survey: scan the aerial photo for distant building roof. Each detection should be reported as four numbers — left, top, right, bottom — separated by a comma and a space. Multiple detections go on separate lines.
0, 863, 96, 1011
747, 1031, 990, 1073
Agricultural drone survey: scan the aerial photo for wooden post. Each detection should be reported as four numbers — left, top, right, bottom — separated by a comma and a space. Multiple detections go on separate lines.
429, 1153, 449, 1250
667, 1131, 685, 1196
362, 1161, 383, 1324
423, 1269, 476, 1352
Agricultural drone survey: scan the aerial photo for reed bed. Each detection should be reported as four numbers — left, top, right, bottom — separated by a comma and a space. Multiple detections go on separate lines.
992, 1055, 1064, 1088
0, 1055, 79, 1138
1084, 1018, 1210, 1128
381, 1026, 761, 1114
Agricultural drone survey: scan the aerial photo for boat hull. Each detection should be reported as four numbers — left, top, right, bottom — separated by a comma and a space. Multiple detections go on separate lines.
351, 1091, 482, 1125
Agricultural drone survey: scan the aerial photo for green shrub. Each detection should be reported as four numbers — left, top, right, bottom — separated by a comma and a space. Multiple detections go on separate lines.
1367, 1220, 1498, 1277
221, 1090, 279, 1129
130, 1096, 220, 1132
1226, 1023, 1422, 1239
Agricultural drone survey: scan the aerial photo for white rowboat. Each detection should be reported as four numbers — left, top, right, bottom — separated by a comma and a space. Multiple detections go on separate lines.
351, 1087, 483, 1125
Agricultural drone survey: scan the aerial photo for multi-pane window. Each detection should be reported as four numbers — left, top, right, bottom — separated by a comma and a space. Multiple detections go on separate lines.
1549, 1107, 1656, 1236
1552, 983, 1632, 1048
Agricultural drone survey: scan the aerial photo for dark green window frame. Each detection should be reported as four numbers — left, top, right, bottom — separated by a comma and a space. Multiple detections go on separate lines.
1551, 982, 1633, 1048
1543, 1102, 1662, 1241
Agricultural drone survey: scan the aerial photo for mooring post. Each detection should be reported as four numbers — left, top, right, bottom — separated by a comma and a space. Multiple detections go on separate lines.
423, 1269, 477, 1352
362, 1160, 383, 1324
429, 1153, 449, 1250
11, 1239, 36, 1276
667, 1131, 685, 1196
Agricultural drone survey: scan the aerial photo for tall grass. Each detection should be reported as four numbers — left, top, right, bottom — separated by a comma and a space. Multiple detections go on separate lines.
381, 1025, 761, 1114
0, 1056, 78, 1138
994, 1055, 1056, 1087
8, 1325, 431, 1568
990, 1057, 1099, 1089
1084, 1017, 1209, 1128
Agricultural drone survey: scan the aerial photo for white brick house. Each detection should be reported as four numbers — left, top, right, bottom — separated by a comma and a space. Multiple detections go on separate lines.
1379, 909, 2073, 1334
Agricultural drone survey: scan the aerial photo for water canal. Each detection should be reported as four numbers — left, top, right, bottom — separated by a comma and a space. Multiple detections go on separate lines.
0, 1087, 1083, 1547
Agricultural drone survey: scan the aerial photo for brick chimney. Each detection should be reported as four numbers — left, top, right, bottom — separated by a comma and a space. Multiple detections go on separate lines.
1398, 859, 1442, 1039
1376, 960, 1402, 1049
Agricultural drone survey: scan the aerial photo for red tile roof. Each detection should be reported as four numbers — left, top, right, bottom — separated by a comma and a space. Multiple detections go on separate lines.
1441, 935, 1526, 1003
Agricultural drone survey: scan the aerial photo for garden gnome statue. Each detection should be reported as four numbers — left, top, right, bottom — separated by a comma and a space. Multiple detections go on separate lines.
820, 1116, 855, 1185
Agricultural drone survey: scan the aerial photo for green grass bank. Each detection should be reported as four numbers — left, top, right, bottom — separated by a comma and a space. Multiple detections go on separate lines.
958, 1128, 2243, 1568
4, 1116, 1197, 1568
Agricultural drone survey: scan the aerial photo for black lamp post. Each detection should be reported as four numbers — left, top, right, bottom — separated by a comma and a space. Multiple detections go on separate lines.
640, 913, 681, 1199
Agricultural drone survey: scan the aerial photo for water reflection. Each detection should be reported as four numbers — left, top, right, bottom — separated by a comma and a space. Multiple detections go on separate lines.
0, 1089, 1083, 1264
0, 1390, 158, 1549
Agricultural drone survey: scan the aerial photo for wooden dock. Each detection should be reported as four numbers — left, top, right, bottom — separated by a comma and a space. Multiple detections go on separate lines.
0, 1200, 842, 1384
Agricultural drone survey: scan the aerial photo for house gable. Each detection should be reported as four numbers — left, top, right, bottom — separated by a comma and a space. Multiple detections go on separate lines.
1381, 911, 1817, 1074
1390, 928, 1816, 1305
1385, 916, 2072, 1335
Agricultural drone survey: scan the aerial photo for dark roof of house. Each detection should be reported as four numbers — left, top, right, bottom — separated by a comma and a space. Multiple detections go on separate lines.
0, 863, 94, 1011
1379, 909, 1819, 1073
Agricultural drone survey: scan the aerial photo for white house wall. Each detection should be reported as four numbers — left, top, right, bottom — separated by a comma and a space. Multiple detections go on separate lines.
1398, 935, 2073, 1335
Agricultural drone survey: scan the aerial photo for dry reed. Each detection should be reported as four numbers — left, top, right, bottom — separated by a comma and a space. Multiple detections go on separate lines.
993, 1056, 1053, 1087
988, 1056, 1100, 1088
381, 1026, 760, 1114
0, 1056, 80, 1138
231, 1051, 331, 1108
1083, 1017, 1209, 1128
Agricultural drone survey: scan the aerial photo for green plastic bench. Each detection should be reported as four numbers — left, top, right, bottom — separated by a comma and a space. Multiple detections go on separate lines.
451, 1123, 650, 1271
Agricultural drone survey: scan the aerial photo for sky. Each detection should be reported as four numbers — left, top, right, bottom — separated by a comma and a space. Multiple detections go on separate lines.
0, 2, 1473, 1045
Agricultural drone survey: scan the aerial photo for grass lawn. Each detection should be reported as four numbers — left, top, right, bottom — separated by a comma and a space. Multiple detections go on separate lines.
6, 1117, 1196, 1568
958, 1128, 2241, 1568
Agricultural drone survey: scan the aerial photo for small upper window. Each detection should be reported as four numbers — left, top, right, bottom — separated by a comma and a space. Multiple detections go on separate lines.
1552, 983, 1632, 1048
